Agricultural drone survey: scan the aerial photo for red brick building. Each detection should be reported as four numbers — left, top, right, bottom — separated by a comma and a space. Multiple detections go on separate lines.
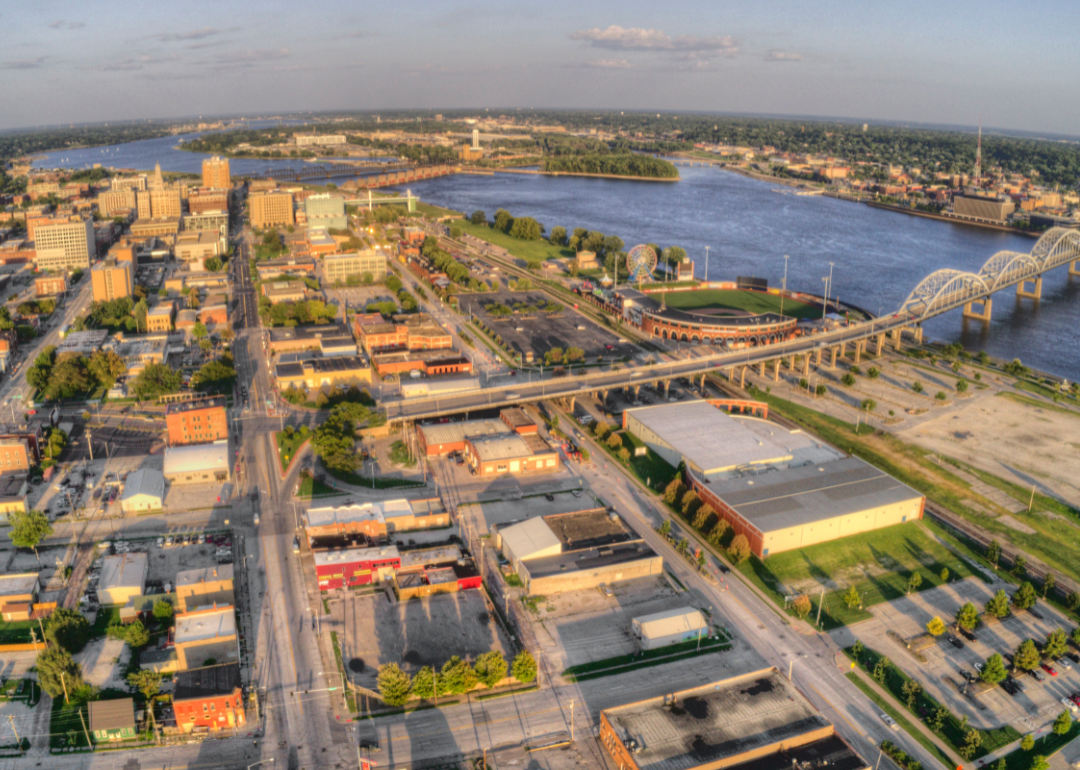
165, 397, 228, 446
187, 190, 229, 215
35, 275, 67, 297
314, 545, 401, 591
172, 663, 246, 734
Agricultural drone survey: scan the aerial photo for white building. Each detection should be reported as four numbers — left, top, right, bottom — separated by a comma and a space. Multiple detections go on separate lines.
163, 443, 231, 485
631, 607, 708, 650
98, 553, 148, 605
120, 469, 165, 512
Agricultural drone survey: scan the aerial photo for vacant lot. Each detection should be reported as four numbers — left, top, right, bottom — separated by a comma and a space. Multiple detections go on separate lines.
332, 589, 512, 690
740, 522, 983, 628
656, 288, 820, 319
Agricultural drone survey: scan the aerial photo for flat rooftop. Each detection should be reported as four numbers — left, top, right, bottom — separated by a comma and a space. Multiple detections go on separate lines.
0, 572, 39, 596
173, 663, 242, 701
543, 508, 635, 551
420, 418, 509, 447
398, 544, 462, 571
602, 669, 834, 770
269, 322, 351, 343
313, 545, 400, 567
175, 607, 235, 644
526, 542, 658, 579
703, 456, 924, 534
306, 498, 418, 529
100, 552, 148, 591
165, 396, 226, 416
176, 564, 234, 587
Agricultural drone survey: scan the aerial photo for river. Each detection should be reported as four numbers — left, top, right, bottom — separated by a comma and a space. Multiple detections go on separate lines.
387, 167, 1080, 381
33, 136, 1080, 380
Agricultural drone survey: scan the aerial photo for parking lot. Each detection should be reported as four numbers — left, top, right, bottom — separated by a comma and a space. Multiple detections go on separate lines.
330, 588, 513, 690
324, 285, 398, 316
455, 290, 633, 362
843, 577, 1080, 733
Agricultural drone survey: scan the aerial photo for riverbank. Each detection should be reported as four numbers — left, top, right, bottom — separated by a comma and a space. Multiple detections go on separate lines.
486, 168, 679, 183
865, 201, 1041, 238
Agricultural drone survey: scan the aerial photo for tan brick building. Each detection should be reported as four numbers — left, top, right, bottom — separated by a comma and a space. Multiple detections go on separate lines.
176, 564, 234, 612
188, 190, 229, 214
96, 189, 137, 217
146, 302, 176, 332
201, 157, 231, 190
165, 397, 229, 446
91, 259, 134, 302
136, 189, 182, 220
250, 191, 294, 229
323, 250, 387, 284
0, 439, 31, 474
33, 218, 96, 271
35, 275, 68, 297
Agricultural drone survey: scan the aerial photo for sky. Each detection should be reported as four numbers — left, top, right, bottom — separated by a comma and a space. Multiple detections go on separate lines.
3, 0, 1079, 134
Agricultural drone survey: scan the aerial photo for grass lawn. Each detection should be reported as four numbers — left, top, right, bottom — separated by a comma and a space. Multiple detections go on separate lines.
275, 430, 310, 472
595, 436, 680, 494
0, 618, 35, 645
845, 673, 954, 770
297, 473, 344, 499
449, 218, 576, 264
562, 632, 731, 678
89, 606, 124, 639
656, 288, 821, 320
997, 722, 1080, 770
50, 697, 92, 750
739, 523, 981, 630
388, 440, 417, 468
323, 465, 425, 490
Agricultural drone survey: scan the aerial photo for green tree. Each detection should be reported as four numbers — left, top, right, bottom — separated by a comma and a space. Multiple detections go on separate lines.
192, 322, 208, 340
1053, 710, 1073, 736
1012, 582, 1037, 610
493, 209, 513, 233
860, 398, 877, 412
815, 384, 827, 397
618, 447, 631, 462
44, 356, 92, 400
843, 585, 862, 609
1030, 755, 1049, 770
35, 645, 84, 700
867, 367, 880, 379
474, 651, 508, 689
1043, 628, 1068, 659
692, 504, 715, 531
956, 380, 968, 393
662, 478, 686, 505
926, 616, 946, 637
680, 489, 701, 518
410, 666, 435, 699
912, 381, 924, 394
549, 225, 567, 246
658, 519, 672, 538
707, 519, 731, 547
86, 349, 127, 388
852, 639, 865, 659
1042, 571, 1056, 599
841, 373, 856, 387
873, 656, 891, 684
191, 358, 238, 392
512, 650, 538, 684
929, 707, 948, 731
792, 594, 812, 619
607, 430, 625, 451
1014, 639, 1041, 671
152, 599, 174, 623
907, 571, 923, 594
377, 663, 412, 706
960, 730, 983, 759
957, 601, 980, 629
127, 670, 162, 727
1012, 555, 1029, 579
984, 590, 1010, 618
9, 509, 52, 558
439, 656, 478, 694
131, 362, 182, 400
470, 210, 486, 226
133, 298, 149, 332
44, 608, 91, 653
980, 653, 1008, 684
728, 534, 751, 564
940, 567, 949, 582
902, 680, 922, 710
986, 540, 1001, 567
1020, 735, 1035, 751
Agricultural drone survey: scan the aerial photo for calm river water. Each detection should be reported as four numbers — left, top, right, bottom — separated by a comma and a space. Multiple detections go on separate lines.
390, 167, 1080, 381
34, 137, 1080, 379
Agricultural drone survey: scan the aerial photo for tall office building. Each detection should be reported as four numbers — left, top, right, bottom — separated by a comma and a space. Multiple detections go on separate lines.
202, 156, 231, 190
250, 191, 294, 229
136, 189, 183, 219
471, 129, 480, 150
33, 218, 96, 271
304, 193, 347, 230
91, 258, 135, 302
97, 189, 137, 217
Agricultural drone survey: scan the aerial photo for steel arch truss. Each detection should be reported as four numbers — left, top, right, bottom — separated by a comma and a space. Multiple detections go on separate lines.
899, 227, 1080, 318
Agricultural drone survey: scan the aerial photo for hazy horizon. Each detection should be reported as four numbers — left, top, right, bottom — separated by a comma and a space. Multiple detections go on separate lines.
4, 0, 1078, 135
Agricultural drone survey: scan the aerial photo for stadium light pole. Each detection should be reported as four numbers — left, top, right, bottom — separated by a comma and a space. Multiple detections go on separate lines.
704, 246, 709, 282
780, 254, 789, 318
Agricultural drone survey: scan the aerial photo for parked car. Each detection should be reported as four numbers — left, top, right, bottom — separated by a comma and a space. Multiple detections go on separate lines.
1056, 657, 1073, 671
1041, 663, 1058, 677
879, 714, 900, 731
947, 636, 965, 650
1001, 679, 1020, 696
1030, 668, 1047, 682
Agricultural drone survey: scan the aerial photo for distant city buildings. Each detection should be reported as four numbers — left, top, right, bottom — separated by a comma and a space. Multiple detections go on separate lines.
201, 156, 231, 189
91, 258, 135, 302
33, 217, 96, 271
323, 249, 387, 284
294, 133, 346, 147
249, 191, 294, 229
303, 193, 347, 230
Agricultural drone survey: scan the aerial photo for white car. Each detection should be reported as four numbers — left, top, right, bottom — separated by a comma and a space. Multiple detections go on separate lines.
1062, 698, 1079, 713
880, 714, 900, 731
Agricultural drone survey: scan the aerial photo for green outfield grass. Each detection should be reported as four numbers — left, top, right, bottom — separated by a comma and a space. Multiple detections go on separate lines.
655, 288, 821, 319
739, 522, 982, 629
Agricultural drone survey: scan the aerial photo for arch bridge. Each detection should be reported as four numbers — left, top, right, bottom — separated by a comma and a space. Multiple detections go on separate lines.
899, 227, 1080, 322
242, 160, 412, 182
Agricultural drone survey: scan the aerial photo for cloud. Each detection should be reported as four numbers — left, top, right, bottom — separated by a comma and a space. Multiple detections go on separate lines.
155, 27, 236, 43
584, 59, 632, 69
2, 57, 46, 70
94, 54, 178, 72
49, 20, 85, 30
570, 25, 738, 56
211, 48, 291, 68
765, 49, 803, 62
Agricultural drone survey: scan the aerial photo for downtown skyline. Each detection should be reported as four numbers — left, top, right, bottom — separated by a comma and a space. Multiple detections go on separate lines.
2, 0, 1079, 135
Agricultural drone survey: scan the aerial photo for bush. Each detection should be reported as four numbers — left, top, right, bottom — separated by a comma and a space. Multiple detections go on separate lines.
728, 534, 751, 564
841, 373, 856, 387
935, 391, 948, 400
377, 663, 411, 706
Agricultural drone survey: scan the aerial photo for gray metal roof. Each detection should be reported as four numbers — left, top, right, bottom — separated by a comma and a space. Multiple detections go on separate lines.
419, 418, 509, 447
703, 456, 924, 533
122, 468, 165, 503
625, 402, 792, 474
633, 607, 707, 639
163, 442, 230, 475
88, 698, 135, 732
602, 669, 832, 770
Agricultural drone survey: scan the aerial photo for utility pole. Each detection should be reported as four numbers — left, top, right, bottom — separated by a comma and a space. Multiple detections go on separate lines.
815, 586, 825, 628
6, 714, 19, 747
60, 671, 70, 704
569, 699, 575, 742
86, 430, 94, 462
780, 254, 789, 318
704, 245, 709, 283
78, 705, 91, 748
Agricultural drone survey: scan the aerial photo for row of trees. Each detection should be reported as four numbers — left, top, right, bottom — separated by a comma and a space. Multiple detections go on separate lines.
310, 402, 386, 474
491, 209, 544, 241
258, 297, 339, 328
376, 650, 537, 707
542, 154, 679, 179
26, 346, 127, 401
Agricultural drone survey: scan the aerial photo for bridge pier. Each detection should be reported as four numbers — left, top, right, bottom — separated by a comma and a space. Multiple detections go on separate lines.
788, 356, 797, 372
962, 299, 992, 322
914, 326, 923, 344
838, 341, 847, 360
567, 396, 575, 412
1071, 260, 1080, 277
829, 347, 839, 369
599, 389, 609, 405
739, 367, 747, 389
1016, 276, 1043, 300
875, 334, 885, 357
814, 349, 822, 367
802, 355, 810, 377
663, 381, 671, 398
773, 359, 781, 382
633, 385, 641, 399
700, 373, 707, 390
891, 328, 903, 352
759, 361, 767, 377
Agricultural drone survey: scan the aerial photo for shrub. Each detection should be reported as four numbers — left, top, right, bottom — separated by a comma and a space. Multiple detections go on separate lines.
935, 391, 947, 400
841, 373, 856, 387
728, 534, 751, 564
791, 594, 812, 619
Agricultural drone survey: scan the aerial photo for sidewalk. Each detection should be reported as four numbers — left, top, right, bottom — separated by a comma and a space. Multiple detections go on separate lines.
848, 663, 970, 770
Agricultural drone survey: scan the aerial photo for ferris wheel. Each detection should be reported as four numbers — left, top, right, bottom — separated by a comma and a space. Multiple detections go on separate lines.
626, 244, 658, 284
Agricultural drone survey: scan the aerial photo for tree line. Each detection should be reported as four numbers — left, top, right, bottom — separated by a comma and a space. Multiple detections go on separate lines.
542, 154, 679, 179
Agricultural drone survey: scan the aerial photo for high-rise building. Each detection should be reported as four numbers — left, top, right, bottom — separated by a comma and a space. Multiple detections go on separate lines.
471, 129, 480, 150
91, 258, 135, 302
136, 189, 182, 219
188, 189, 229, 215
250, 191, 294, 229
303, 193, 347, 230
152, 163, 164, 190
97, 189, 137, 217
202, 156, 231, 190
33, 218, 96, 271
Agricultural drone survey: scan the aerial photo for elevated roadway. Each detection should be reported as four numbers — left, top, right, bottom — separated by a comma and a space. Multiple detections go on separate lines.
383, 226, 1080, 423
